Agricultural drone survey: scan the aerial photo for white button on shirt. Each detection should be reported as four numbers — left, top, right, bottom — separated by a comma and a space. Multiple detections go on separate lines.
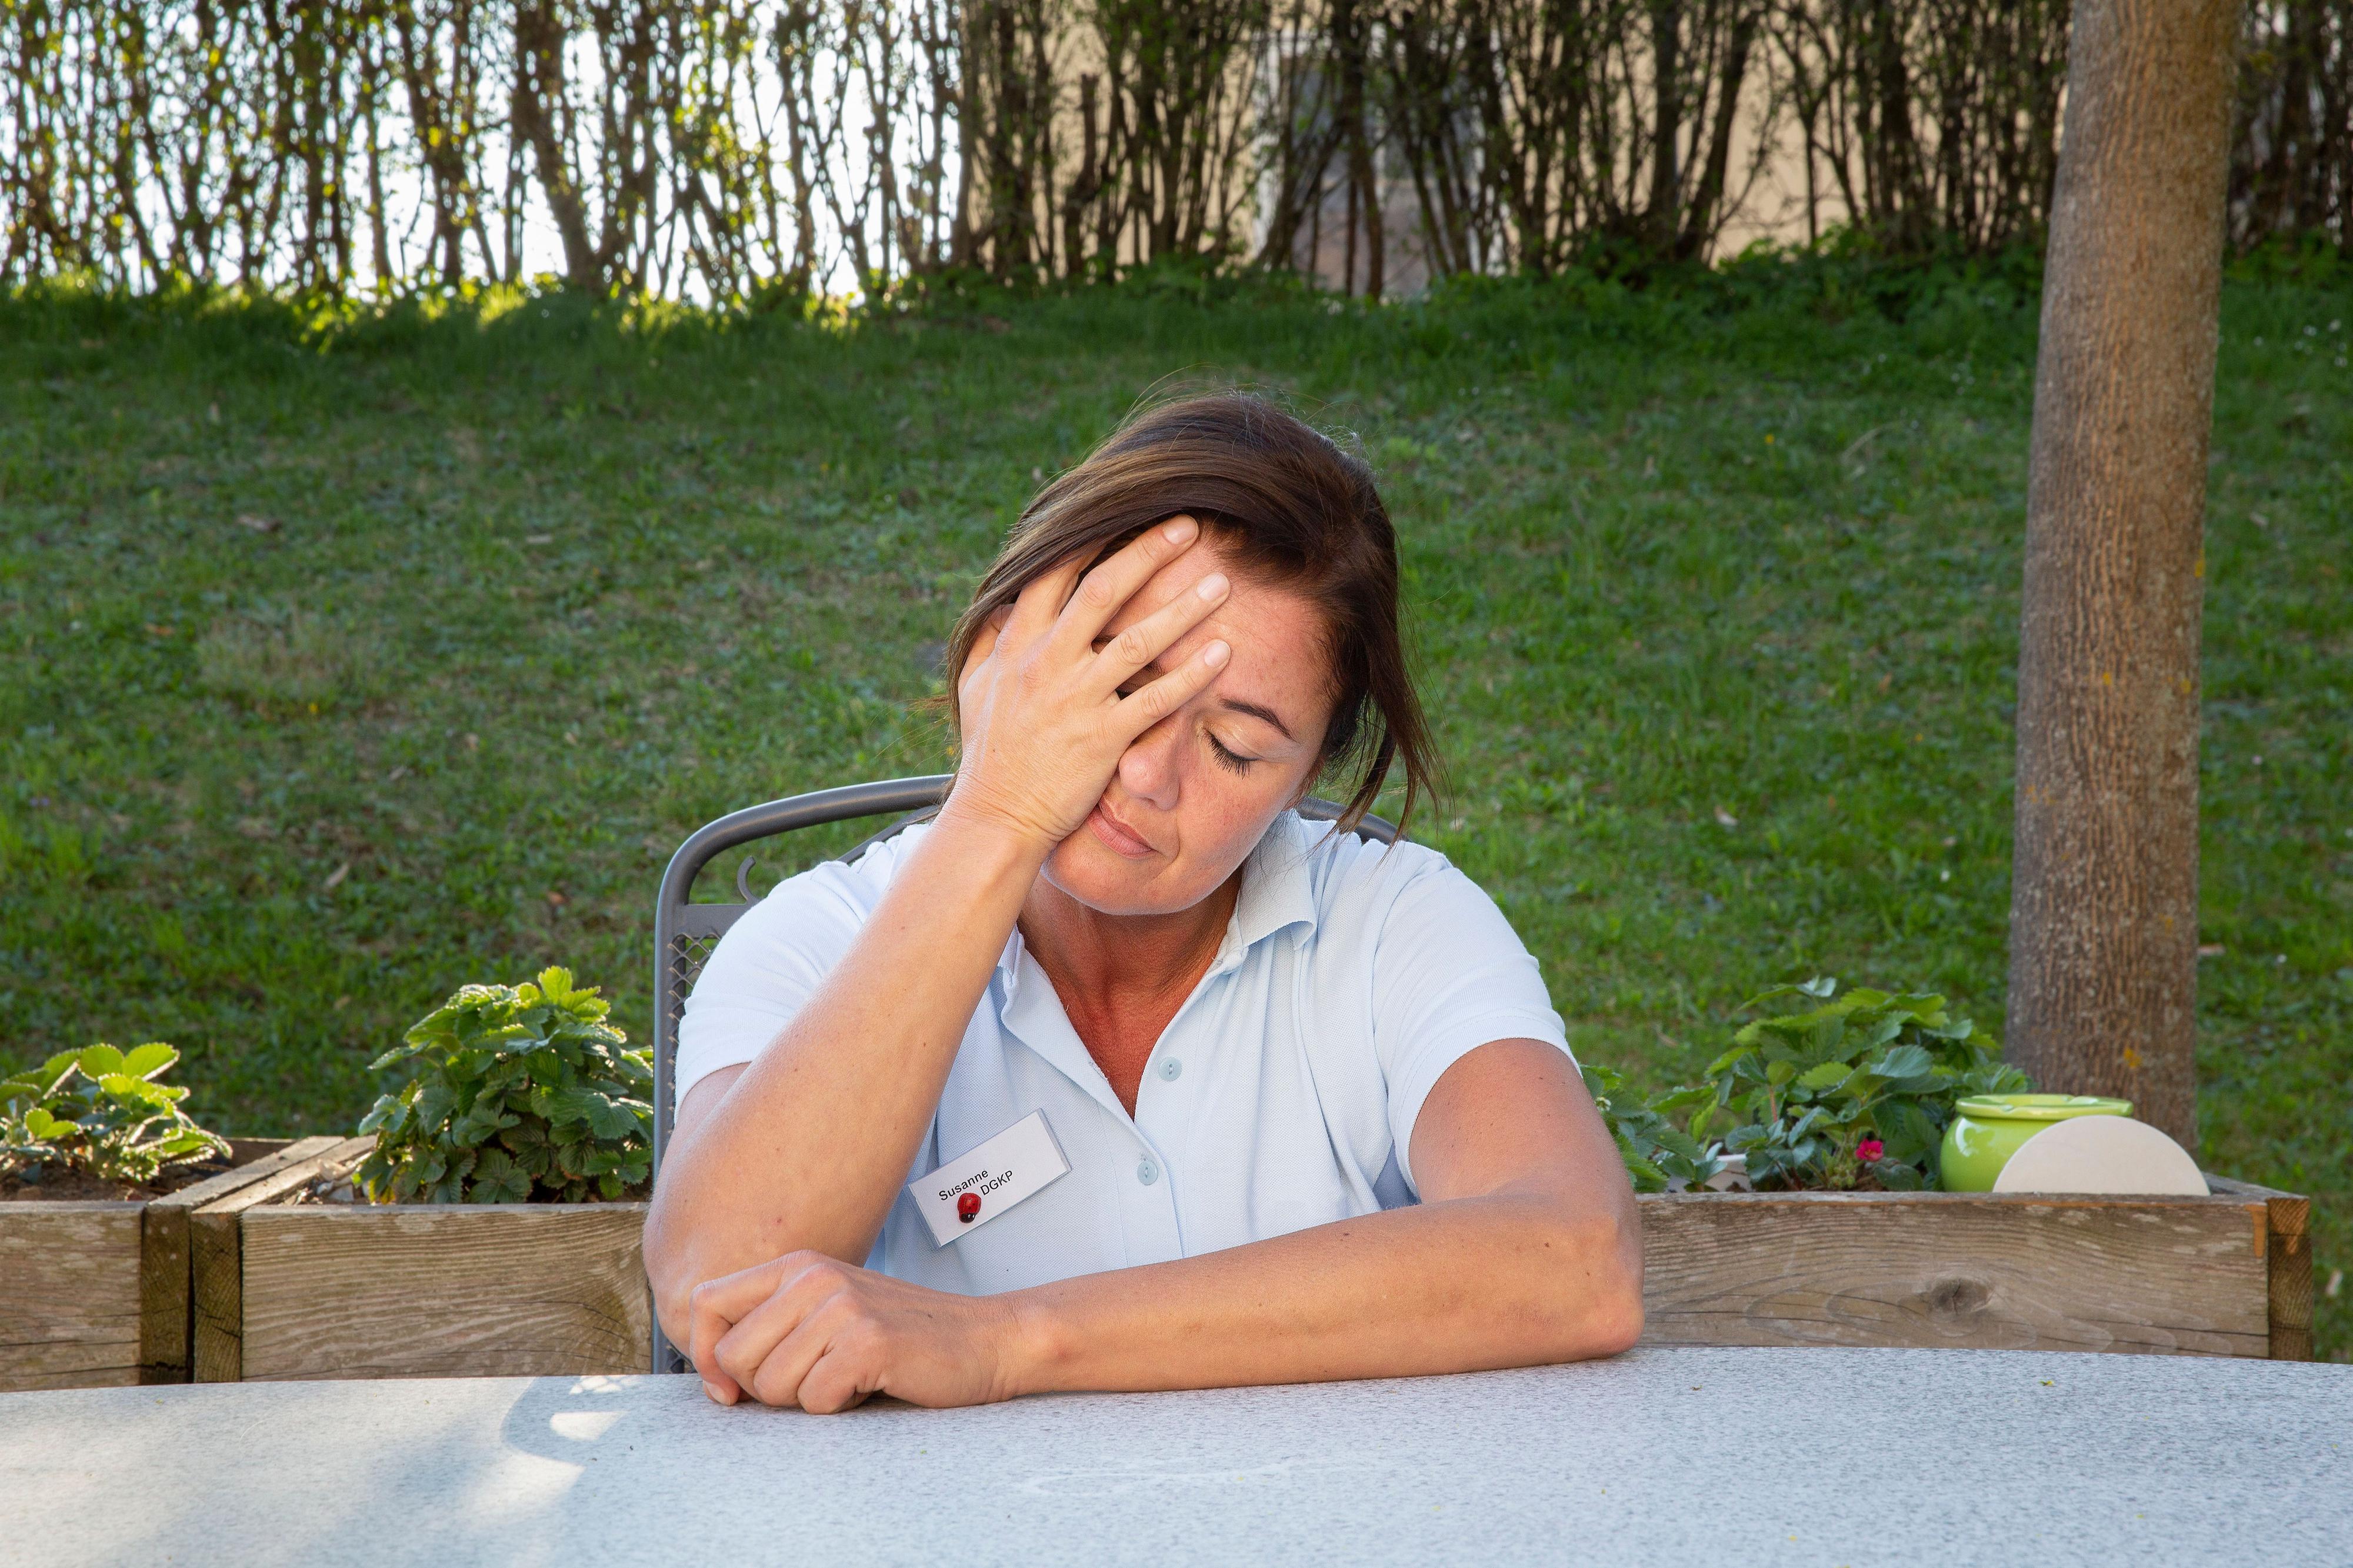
674, 810, 1575, 1296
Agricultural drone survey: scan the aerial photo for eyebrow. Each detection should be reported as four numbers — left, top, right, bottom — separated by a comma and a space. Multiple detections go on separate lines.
1218, 696, 1294, 742
1116, 646, 1298, 742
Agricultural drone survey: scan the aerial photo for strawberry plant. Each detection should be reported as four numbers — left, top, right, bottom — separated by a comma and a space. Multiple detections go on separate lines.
1582, 1062, 1725, 1193
1658, 977, 2032, 1190
356, 966, 653, 1203
1, 1043, 229, 1186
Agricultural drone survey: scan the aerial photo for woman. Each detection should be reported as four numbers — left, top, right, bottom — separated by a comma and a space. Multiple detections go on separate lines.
645, 393, 1641, 1412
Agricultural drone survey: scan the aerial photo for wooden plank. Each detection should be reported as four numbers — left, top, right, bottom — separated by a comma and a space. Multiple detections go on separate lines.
0, 1203, 144, 1391
236, 1203, 651, 1381
139, 1135, 346, 1383
1637, 1188, 2272, 1356
2213, 1176, 2318, 1362
190, 1138, 374, 1383
2264, 1192, 2314, 1362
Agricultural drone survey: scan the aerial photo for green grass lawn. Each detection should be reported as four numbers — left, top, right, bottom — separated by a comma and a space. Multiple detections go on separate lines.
4, 263, 2347, 1357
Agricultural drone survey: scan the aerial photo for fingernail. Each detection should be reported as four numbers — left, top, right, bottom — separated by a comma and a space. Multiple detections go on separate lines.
1197, 572, 1229, 600
702, 1380, 726, 1403
1164, 516, 1197, 544
1203, 640, 1230, 668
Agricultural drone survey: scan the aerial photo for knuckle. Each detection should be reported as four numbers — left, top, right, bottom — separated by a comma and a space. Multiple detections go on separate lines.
793, 1255, 848, 1286
802, 1374, 854, 1416
1112, 625, 1152, 666
1078, 573, 1118, 610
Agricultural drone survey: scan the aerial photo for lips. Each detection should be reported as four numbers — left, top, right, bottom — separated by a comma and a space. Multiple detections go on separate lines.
1086, 800, 1158, 859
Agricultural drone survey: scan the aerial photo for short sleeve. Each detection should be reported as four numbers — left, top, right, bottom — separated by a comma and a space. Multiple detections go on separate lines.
1370, 863, 1574, 1192
671, 848, 894, 1111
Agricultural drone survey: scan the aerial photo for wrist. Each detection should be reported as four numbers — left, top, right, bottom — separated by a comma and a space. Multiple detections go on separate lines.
991, 1287, 1069, 1399
930, 789, 1060, 871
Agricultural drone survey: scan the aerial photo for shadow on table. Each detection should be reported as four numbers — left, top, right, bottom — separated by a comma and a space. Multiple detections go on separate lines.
495, 1372, 682, 1468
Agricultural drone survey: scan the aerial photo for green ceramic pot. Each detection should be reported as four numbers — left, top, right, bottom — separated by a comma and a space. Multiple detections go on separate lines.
1940, 1093, 2134, 1192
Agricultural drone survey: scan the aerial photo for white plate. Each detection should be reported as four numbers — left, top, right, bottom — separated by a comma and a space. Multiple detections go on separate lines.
1991, 1114, 2208, 1195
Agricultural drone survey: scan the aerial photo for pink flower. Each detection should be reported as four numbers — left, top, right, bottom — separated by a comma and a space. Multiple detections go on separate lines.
1856, 1138, 1886, 1163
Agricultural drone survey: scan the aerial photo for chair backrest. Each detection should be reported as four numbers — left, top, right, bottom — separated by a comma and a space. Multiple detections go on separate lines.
654, 774, 958, 1176
646, 775, 1395, 1371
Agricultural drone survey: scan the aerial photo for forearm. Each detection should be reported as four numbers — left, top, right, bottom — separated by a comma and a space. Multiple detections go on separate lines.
1001, 1186, 1644, 1397
646, 807, 1044, 1310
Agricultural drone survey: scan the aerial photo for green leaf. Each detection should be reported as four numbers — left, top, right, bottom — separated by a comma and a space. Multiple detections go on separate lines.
25, 1106, 76, 1139
532, 1085, 646, 1143
76, 1044, 126, 1077
120, 1043, 179, 1079
98, 1073, 179, 1110
367, 1038, 432, 1072
1620, 1148, 1668, 1193
466, 1148, 531, 1203
1797, 1060, 1852, 1090
1866, 1042, 1937, 1080
356, 1092, 403, 1138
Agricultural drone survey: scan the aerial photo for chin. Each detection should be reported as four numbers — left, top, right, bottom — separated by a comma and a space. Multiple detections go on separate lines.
1041, 833, 1210, 917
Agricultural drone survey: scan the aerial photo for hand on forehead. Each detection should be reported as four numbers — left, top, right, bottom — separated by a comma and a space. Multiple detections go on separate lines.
1091, 522, 1332, 751
1096, 527, 1289, 668
1095, 526, 1240, 663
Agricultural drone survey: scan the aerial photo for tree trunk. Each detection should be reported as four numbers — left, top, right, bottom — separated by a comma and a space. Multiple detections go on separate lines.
2005, 0, 2237, 1149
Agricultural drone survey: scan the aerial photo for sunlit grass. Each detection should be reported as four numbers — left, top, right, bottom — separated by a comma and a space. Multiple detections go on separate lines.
3, 261, 2347, 1356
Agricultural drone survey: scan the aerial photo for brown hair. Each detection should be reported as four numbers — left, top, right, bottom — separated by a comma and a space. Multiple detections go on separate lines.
945, 392, 1441, 834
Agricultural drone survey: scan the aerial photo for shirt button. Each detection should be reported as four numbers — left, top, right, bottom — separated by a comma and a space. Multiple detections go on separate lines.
1136, 1159, 1160, 1186
1158, 1058, 1183, 1081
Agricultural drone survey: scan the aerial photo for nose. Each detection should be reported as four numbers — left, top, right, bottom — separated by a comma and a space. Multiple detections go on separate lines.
1114, 716, 1182, 811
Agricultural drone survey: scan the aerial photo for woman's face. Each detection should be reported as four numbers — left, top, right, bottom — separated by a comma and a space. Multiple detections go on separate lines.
1040, 533, 1338, 917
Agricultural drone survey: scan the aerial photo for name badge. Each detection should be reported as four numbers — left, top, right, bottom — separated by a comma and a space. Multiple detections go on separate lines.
908, 1110, 1071, 1247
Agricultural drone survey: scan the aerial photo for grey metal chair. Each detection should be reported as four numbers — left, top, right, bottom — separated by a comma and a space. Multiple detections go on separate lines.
647, 773, 1396, 1372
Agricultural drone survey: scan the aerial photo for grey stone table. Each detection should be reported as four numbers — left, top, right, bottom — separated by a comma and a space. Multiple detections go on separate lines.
3, 1347, 2345, 1567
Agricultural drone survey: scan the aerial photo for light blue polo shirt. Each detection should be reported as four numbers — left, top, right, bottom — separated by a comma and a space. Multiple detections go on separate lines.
673, 810, 1575, 1295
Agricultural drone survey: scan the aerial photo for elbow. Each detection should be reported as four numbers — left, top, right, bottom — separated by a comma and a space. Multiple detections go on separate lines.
1543, 1205, 1645, 1360
641, 1187, 702, 1352
1585, 1265, 1646, 1358
651, 1272, 696, 1360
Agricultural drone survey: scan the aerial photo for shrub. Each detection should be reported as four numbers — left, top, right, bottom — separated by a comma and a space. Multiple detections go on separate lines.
356, 966, 653, 1203
0, 1043, 229, 1186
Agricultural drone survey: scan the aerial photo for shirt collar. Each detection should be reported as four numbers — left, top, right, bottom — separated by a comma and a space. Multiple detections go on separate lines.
1218, 809, 1324, 969
994, 810, 1325, 988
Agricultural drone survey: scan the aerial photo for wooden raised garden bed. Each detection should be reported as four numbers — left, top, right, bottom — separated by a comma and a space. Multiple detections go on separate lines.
1635, 1177, 2312, 1360
192, 1143, 651, 1382
0, 1136, 348, 1392
169, 1169, 2310, 1383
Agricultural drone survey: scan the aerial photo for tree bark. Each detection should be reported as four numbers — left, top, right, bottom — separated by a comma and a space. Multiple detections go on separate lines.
2005, 0, 2237, 1149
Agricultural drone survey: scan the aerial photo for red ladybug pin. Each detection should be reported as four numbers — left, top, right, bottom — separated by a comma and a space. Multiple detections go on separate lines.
957, 1192, 982, 1223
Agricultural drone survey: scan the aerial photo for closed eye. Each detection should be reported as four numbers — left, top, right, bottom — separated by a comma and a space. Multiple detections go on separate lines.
1208, 734, 1258, 774
1115, 672, 1269, 773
